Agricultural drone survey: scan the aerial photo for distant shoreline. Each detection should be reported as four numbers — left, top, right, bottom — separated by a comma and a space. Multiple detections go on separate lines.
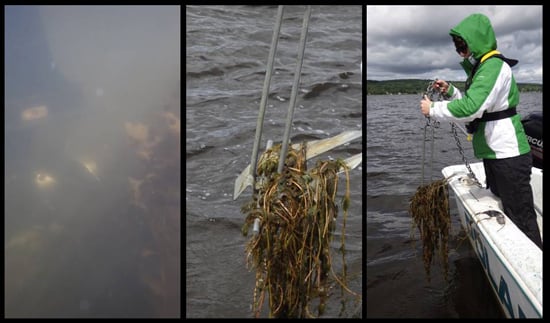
366, 79, 543, 95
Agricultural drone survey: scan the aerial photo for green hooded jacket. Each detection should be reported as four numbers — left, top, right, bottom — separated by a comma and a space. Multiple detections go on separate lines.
430, 13, 531, 159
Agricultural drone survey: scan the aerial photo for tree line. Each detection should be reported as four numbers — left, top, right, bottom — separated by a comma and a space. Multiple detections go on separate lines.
366, 79, 543, 95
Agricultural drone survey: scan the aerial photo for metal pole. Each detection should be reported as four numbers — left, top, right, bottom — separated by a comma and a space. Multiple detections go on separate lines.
277, 5, 311, 174
249, 6, 284, 191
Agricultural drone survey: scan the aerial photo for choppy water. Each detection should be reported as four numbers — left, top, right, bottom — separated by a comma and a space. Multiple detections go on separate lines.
186, 5, 362, 318
366, 91, 542, 318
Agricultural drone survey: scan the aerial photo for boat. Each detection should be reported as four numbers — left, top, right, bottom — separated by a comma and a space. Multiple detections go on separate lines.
442, 163, 542, 318
441, 111, 543, 319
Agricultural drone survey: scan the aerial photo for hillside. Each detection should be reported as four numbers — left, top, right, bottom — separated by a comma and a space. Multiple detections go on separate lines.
366, 79, 543, 95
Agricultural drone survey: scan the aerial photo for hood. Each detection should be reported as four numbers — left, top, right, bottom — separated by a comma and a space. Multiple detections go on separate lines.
449, 13, 497, 60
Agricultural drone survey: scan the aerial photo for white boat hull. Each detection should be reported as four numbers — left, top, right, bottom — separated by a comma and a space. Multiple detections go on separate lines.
442, 162, 542, 319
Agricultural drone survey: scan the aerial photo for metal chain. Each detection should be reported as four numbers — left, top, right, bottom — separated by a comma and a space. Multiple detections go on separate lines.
424, 79, 441, 102
422, 79, 481, 187
421, 80, 440, 185
424, 80, 442, 134
450, 123, 482, 186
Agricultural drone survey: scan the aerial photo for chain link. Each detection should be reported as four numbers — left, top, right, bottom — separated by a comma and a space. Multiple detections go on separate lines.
424, 80, 441, 129
422, 79, 481, 187
450, 123, 482, 186
421, 80, 440, 185
424, 79, 440, 101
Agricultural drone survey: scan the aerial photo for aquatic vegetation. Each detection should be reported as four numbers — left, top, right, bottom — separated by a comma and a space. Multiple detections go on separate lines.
34, 172, 56, 189
125, 122, 149, 143
124, 121, 163, 161
21, 105, 48, 121
80, 160, 101, 181
241, 143, 359, 318
408, 178, 452, 282
124, 103, 181, 317
161, 111, 180, 137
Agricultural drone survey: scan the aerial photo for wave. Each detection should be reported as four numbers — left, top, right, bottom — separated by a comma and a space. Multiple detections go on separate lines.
302, 81, 355, 99
186, 145, 215, 159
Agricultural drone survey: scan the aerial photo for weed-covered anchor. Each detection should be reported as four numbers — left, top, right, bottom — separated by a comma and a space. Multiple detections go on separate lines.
240, 142, 359, 318
409, 79, 452, 283
409, 79, 483, 282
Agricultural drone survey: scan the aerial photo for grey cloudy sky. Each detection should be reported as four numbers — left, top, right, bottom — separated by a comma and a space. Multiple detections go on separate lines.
366, 5, 542, 84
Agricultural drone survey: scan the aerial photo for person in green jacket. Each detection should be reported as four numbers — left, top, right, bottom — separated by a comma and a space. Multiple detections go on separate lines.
420, 13, 542, 249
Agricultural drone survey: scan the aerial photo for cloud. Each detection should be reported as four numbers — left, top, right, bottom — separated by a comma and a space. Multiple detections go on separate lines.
366, 5, 542, 83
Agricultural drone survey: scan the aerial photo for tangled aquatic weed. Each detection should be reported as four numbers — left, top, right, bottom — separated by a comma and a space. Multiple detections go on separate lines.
409, 177, 452, 283
241, 142, 359, 318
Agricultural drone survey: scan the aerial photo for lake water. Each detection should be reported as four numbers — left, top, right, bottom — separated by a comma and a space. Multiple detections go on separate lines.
186, 5, 363, 318
366, 91, 542, 318
5, 6, 180, 318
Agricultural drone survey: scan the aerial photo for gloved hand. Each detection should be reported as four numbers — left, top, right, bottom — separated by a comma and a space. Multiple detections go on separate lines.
420, 95, 432, 116
433, 79, 449, 94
